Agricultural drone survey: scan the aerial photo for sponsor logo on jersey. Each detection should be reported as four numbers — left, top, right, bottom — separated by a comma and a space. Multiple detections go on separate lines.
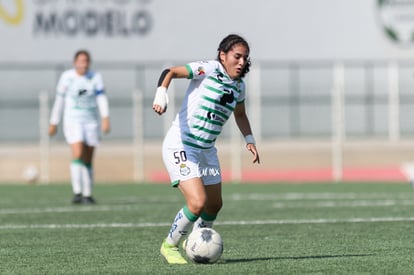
197, 67, 205, 76
207, 112, 225, 123
78, 89, 87, 96
215, 106, 229, 114
219, 89, 234, 106
216, 71, 224, 82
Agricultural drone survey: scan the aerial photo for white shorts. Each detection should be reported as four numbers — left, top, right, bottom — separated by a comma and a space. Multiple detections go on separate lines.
63, 121, 101, 146
162, 127, 221, 187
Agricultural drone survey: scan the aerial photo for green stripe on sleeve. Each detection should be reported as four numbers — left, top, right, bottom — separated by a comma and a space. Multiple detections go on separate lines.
185, 64, 193, 79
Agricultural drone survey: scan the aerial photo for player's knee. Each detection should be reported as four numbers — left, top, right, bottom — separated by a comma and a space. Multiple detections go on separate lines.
207, 199, 223, 214
187, 198, 207, 216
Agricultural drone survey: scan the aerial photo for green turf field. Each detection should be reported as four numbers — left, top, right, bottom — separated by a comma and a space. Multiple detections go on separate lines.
1, 182, 414, 274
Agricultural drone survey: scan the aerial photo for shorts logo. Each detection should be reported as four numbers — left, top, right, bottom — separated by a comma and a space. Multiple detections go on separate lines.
0, 0, 24, 25
200, 167, 220, 177
179, 163, 191, 176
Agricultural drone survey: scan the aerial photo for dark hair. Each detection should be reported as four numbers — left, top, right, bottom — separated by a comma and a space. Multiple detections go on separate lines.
74, 49, 91, 62
217, 34, 251, 78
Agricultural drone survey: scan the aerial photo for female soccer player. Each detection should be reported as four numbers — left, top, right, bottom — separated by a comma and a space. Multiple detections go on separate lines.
153, 34, 260, 264
49, 50, 110, 204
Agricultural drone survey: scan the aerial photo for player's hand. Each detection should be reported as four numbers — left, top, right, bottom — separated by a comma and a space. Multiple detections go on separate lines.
48, 124, 57, 136
101, 117, 110, 134
152, 87, 168, 115
246, 143, 260, 164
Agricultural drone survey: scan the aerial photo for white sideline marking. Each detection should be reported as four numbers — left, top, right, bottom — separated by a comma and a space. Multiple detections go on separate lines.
228, 192, 414, 201
219, 217, 414, 225
0, 222, 170, 230
1, 216, 414, 230
272, 199, 414, 208
2, 198, 414, 215
0, 205, 136, 215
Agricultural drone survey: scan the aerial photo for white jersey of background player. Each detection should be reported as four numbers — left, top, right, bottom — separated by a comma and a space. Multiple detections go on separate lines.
153, 34, 260, 264
49, 50, 110, 205
58, 69, 105, 124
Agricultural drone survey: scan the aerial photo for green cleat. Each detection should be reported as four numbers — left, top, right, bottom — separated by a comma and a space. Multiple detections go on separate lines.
160, 239, 188, 264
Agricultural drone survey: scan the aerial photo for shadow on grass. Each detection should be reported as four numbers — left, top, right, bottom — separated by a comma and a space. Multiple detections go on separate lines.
222, 253, 374, 264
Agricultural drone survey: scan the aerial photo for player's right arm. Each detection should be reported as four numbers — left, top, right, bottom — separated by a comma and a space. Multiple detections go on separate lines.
49, 72, 68, 136
49, 95, 64, 136
153, 66, 189, 115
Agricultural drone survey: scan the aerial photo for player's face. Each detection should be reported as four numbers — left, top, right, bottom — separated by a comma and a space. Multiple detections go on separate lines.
220, 44, 249, 79
74, 54, 90, 75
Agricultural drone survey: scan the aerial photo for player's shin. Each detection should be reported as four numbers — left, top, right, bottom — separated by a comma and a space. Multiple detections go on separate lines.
166, 206, 199, 246
81, 163, 92, 197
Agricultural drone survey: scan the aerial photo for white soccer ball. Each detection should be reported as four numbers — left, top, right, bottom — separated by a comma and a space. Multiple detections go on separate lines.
22, 165, 39, 184
185, 228, 223, 264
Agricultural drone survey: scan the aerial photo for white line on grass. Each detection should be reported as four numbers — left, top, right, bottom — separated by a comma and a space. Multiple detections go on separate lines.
1, 198, 414, 215
272, 199, 414, 208
0, 191, 408, 208
1, 216, 414, 230
228, 192, 414, 201
0, 205, 138, 215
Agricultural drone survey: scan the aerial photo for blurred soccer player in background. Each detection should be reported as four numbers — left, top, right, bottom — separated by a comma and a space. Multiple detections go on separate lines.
49, 50, 110, 204
153, 34, 260, 264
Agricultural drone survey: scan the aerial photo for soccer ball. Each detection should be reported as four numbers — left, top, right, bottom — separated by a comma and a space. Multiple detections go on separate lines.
185, 228, 223, 264
22, 164, 39, 184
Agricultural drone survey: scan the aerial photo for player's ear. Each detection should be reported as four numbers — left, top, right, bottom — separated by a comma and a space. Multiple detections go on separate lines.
219, 51, 226, 63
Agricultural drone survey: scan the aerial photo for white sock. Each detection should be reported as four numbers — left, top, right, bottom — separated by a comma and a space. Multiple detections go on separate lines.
70, 160, 83, 194
192, 218, 215, 231
81, 164, 93, 197
88, 166, 93, 184
166, 206, 199, 246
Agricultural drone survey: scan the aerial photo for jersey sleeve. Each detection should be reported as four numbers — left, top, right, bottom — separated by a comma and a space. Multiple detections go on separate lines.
237, 80, 246, 103
49, 95, 64, 125
50, 71, 70, 124
56, 71, 70, 96
94, 72, 105, 95
185, 61, 216, 80
96, 94, 109, 118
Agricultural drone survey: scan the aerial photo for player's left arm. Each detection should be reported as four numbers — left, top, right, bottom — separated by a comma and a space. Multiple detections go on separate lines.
97, 94, 110, 134
95, 73, 110, 134
234, 102, 260, 164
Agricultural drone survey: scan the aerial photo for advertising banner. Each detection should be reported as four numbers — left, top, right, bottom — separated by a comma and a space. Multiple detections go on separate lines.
0, 0, 413, 62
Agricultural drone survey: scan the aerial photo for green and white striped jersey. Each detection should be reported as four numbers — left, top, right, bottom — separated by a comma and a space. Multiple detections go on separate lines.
172, 60, 246, 149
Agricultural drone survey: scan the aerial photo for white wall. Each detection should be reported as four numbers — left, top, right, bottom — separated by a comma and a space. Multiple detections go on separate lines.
1, 0, 414, 63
